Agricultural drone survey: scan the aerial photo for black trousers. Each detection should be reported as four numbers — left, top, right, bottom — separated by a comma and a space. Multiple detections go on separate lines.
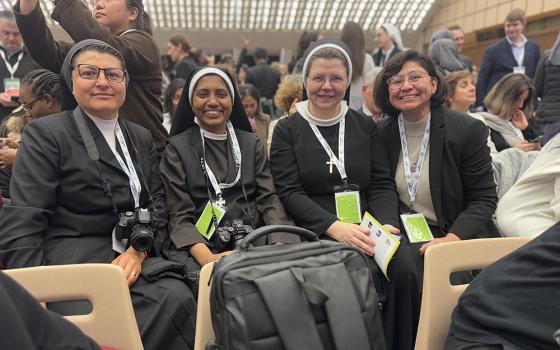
0, 271, 100, 350
375, 243, 421, 350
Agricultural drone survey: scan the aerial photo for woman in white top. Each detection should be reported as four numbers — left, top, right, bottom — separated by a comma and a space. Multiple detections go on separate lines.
496, 133, 560, 237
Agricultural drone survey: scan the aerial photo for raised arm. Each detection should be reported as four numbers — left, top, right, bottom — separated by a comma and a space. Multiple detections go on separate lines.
13, 0, 73, 73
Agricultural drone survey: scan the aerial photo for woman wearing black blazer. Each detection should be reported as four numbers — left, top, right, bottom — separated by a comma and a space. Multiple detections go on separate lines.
376, 50, 497, 258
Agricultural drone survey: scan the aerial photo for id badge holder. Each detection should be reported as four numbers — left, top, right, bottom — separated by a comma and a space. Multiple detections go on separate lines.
334, 182, 361, 224
3, 78, 20, 96
513, 66, 526, 75
195, 200, 227, 240
400, 213, 434, 243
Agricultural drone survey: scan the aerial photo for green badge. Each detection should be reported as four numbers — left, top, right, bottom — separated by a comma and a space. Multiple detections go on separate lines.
400, 213, 434, 243
195, 201, 226, 240
335, 190, 361, 224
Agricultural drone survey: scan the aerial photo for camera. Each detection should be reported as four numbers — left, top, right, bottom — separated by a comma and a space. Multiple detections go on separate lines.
115, 208, 155, 252
214, 219, 253, 251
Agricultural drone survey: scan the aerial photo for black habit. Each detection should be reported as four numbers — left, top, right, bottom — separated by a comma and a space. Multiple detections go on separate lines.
160, 126, 297, 253
270, 109, 420, 350
0, 110, 196, 350
445, 221, 560, 350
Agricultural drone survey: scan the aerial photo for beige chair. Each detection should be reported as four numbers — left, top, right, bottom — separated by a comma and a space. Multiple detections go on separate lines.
194, 262, 216, 350
5, 264, 144, 350
414, 237, 531, 350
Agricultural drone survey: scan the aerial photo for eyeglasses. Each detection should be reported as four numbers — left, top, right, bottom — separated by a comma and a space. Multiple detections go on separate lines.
308, 75, 347, 87
72, 64, 126, 83
22, 95, 44, 113
387, 71, 430, 90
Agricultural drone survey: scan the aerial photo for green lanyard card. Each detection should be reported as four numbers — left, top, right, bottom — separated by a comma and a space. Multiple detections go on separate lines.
334, 184, 361, 224
195, 201, 226, 240
400, 213, 434, 243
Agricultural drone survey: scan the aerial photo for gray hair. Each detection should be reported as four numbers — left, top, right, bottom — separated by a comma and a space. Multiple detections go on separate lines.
0, 10, 17, 25
363, 67, 383, 87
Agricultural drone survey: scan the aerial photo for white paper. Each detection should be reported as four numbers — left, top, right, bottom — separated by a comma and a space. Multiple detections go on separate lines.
360, 212, 400, 279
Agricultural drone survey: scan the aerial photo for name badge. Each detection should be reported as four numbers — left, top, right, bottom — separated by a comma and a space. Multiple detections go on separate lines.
334, 183, 361, 224
400, 213, 434, 243
3, 78, 20, 96
195, 200, 227, 239
513, 66, 526, 75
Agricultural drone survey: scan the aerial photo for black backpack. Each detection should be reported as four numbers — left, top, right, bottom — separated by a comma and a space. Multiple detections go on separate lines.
207, 225, 387, 350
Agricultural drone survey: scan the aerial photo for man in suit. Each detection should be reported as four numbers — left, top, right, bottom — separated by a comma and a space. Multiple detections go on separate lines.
246, 47, 280, 100
476, 9, 540, 108
448, 25, 473, 72
372, 24, 403, 67
0, 10, 39, 122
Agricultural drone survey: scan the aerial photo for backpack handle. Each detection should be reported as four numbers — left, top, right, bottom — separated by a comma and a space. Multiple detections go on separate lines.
238, 225, 319, 251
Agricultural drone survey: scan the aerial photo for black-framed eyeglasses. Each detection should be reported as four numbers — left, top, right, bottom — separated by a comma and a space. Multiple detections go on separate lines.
72, 64, 126, 83
22, 95, 44, 113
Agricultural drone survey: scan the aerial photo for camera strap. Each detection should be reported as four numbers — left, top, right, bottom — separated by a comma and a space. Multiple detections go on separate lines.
198, 120, 242, 206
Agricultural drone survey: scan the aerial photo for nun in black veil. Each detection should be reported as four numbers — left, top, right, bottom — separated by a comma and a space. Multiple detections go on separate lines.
269, 39, 421, 350
160, 67, 297, 269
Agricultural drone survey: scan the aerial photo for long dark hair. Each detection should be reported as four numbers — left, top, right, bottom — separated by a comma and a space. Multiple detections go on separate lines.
127, 0, 152, 35
164, 78, 185, 116
340, 21, 366, 82
239, 83, 263, 118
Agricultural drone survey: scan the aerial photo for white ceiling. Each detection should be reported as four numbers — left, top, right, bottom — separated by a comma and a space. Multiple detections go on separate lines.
1, 0, 436, 32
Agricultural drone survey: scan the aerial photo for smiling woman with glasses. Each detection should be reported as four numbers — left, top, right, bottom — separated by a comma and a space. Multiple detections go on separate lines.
376, 50, 498, 286
0, 40, 197, 349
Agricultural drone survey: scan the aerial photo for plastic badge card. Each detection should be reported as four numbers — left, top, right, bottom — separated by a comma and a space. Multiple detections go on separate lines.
335, 190, 361, 224
195, 201, 226, 240
360, 212, 400, 279
3, 78, 19, 96
400, 213, 434, 243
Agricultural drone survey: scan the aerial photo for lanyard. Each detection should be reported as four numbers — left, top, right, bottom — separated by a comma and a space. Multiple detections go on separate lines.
200, 121, 242, 202
398, 113, 430, 203
111, 123, 141, 207
308, 116, 347, 182
0, 50, 23, 78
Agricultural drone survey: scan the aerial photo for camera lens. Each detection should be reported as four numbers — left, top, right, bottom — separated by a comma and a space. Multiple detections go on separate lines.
130, 227, 154, 252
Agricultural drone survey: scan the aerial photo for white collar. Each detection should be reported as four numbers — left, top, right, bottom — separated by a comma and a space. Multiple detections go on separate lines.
506, 34, 527, 48
201, 128, 228, 140
296, 100, 348, 127
382, 45, 395, 56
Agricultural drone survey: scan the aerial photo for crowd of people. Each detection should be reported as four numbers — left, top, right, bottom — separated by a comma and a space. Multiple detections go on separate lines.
0, 1, 559, 349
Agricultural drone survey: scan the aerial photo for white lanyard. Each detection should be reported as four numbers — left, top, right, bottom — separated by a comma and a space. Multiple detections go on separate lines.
308, 116, 347, 181
200, 121, 242, 201
111, 123, 142, 207
0, 50, 23, 78
398, 113, 430, 203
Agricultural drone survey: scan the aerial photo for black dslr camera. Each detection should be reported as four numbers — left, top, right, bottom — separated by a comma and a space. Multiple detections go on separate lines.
115, 208, 155, 252
214, 219, 253, 251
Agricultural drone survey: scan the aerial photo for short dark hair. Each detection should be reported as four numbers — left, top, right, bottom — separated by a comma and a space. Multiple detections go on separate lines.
506, 8, 526, 24
254, 48, 268, 60
374, 50, 447, 118
126, 0, 152, 35
169, 35, 191, 53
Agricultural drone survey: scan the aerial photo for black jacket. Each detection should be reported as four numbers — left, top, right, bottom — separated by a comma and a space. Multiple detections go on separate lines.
372, 47, 402, 66
246, 63, 281, 100
378, 106, 498, 239
534, 51, 560, 133
0, 110, 167, 268
174, 56, 199, 81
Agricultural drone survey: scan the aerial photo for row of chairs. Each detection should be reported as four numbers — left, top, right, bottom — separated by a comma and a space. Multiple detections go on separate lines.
4, 237, 531, 350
